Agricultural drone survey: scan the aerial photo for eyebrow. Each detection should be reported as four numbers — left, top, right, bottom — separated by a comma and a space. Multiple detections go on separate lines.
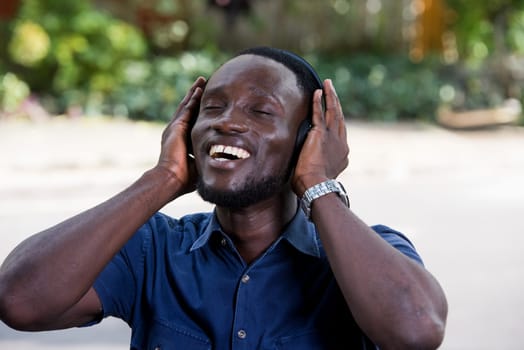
248, 86, 277, 101
202, 85, 284, 109
200, 86, 223, 100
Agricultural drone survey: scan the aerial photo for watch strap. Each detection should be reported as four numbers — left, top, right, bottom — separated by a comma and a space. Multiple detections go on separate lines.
301, 179, 349, 219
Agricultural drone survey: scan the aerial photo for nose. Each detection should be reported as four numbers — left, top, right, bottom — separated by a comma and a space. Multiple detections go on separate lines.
211, 106, 249, 134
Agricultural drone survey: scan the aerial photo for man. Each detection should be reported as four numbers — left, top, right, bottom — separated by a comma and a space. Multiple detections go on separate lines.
0, 47, 447, 349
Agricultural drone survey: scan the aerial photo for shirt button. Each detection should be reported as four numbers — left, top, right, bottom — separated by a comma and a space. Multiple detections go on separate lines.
220, 238, 227, 247
237, 329, 247, 339
241, 274, 250, 283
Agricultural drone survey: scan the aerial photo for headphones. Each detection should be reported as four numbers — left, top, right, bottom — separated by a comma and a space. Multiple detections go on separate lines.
189, 48, 324, 163
285, 52, 324, 164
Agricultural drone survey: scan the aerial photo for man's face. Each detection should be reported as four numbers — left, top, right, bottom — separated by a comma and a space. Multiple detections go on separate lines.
191, 54, 309, 207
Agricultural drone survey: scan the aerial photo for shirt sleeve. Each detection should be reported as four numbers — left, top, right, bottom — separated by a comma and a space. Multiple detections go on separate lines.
371, 224, 424, 266
90, 220, 152, 326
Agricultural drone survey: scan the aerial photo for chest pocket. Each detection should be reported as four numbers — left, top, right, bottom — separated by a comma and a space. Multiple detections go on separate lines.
135, 320, 211, 350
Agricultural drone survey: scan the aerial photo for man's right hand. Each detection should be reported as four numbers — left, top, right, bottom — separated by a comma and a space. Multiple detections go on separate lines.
157, 77, 206, 197
0, 77, 208, 331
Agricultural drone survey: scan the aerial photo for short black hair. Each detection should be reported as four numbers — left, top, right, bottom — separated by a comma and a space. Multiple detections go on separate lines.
235, 47, 323, 100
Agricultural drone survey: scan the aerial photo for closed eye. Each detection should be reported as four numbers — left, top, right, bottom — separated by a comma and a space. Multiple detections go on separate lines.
202, 105, 225, 115
201, 96, 226, 112
250, 101, 276, 117
203, 103, 222, 109
253, 109, 271, 115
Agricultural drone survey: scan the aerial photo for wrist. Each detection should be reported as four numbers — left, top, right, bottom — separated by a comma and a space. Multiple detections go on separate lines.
300, 179, 349, 219
294, 175, 330, 198
146, 166, 187, 199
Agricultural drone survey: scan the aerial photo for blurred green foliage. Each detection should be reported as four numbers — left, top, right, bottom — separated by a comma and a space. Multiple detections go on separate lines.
443, 0, 524, 124
0, 0, 523, 124
3, 0, 147, 112
0, 72, 30, 113
315, 55, 444, 121
8, 21, 50, 67
108, 51, 224, 121
446, 0, 524, 61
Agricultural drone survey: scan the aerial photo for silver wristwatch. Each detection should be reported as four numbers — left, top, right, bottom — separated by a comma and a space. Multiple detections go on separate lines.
300, 179, 349, 219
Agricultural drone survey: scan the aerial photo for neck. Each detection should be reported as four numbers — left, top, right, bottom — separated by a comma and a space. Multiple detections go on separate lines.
215, 189, 298, 264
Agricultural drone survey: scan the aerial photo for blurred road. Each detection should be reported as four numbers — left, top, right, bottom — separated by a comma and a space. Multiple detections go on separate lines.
1, 117, 523, 349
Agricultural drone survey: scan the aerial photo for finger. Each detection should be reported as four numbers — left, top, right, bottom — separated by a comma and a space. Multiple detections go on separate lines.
324, 79, 344, 126
173, 77, 207, 118
177, 86, 204, 127
184, 76, 207, 104
324, 79, 347, 138
330, 82, 348, 138
339, 118, 348, 139
161, 83, 204, 144
171, 83, 205, 128
185, 86, 204, 112
311, 89, 324, 128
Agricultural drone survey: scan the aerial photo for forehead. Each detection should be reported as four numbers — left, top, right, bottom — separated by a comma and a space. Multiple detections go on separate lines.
205, 54, 301, 97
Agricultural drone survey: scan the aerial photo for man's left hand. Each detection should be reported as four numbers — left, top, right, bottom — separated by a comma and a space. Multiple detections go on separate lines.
292, 79, 350, 197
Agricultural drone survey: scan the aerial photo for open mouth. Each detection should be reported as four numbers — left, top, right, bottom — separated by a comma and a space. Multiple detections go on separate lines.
209, 144, 251, 161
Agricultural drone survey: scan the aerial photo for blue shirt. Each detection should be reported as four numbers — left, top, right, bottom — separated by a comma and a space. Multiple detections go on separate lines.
92, 210, 422, 350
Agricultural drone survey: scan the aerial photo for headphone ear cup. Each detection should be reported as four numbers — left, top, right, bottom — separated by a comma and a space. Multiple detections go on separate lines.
293, 86, 324, 160
293, 118, 312, 158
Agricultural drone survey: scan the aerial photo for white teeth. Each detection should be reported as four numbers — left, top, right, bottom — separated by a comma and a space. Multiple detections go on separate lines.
209, 144, 250, 159
212, 145, 225, 154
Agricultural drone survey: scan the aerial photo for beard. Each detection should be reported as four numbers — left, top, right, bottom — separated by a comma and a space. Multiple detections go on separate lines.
196, 172, 290, 208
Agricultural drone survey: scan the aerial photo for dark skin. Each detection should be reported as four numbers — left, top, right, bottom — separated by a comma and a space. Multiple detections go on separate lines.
0, 55, 447, 349
191, 56, 307, 261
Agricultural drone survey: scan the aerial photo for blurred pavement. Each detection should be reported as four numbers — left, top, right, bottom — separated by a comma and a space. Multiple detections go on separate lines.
1, 117, 523, 349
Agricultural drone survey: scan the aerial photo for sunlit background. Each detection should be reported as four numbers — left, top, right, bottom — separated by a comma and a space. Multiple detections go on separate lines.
1, 1, 524, 349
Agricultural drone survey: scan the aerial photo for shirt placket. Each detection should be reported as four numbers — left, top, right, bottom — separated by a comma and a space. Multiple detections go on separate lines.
217, 233, 283, 350
231, 266, 254, 350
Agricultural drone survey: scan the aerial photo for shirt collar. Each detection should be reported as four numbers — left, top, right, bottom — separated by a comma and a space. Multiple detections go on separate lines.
190, 210, 222, 252
281, 209, 320, 258
189, 208, 320, 258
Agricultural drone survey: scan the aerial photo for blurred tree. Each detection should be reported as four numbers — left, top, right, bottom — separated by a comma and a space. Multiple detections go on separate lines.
0, 0, 20, 19
92, 0, 209, 53
410, 0, 451, 61
200, 1, 410, 54
208, 0, 251, 27
88, 1, 456, 57
135, 0, 191, 52
445, 0, 524, 101
446, 0, 524, 59
3, 0, 522, 122
4, 0, 148, 113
